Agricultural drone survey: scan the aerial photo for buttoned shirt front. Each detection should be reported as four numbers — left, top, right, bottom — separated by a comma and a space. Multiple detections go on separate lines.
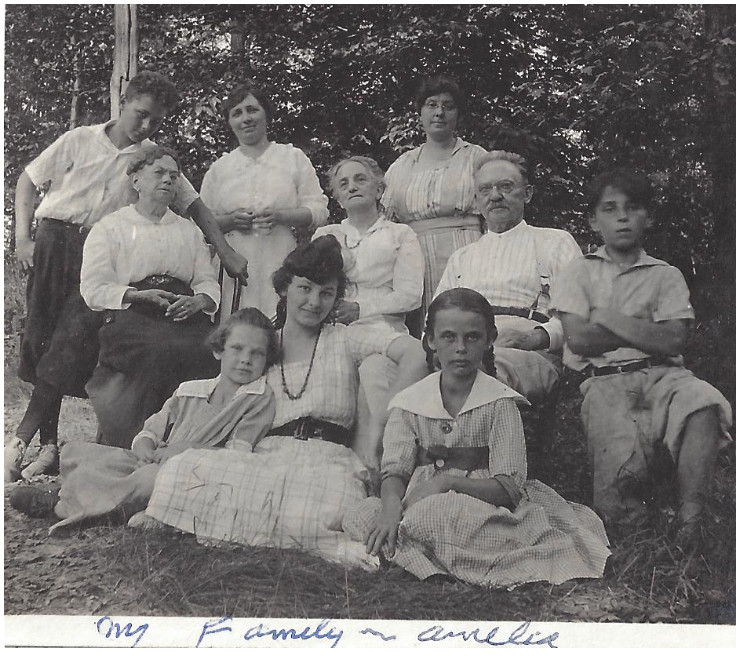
435, 220, 582, 351
25, 121, 198, 227
313, 216, 424, 332
550, 246, 694, 371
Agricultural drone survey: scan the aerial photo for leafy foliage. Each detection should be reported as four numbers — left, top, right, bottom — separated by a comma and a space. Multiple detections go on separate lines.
4, 5, 734, 279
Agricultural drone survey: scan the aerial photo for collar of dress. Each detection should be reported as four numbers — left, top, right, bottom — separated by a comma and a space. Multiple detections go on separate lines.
339, 215, 388, 240
175, 375, 267, 400
388, 370, 527, 419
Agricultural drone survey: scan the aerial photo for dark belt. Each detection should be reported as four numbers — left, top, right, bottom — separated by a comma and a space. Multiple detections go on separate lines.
41, 217, 91, 236
121, 275, 194, 320
269, 417, 351, 446
491, 306, 549, 324
582, 356, 667, 378
416, 444, 489, 471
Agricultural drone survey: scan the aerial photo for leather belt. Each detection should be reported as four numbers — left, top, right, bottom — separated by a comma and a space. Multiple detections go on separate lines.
41, 217, 90, 235
582, 356, 667, 378
491, 306, 549, 324
269, 417, 350, 446
416, 444, 489, 471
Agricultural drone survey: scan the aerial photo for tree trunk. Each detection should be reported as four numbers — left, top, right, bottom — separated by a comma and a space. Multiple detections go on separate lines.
110, 4, 139, 119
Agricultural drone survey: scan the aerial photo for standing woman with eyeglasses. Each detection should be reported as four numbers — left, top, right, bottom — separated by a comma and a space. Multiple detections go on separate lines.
381, 75, 486, 335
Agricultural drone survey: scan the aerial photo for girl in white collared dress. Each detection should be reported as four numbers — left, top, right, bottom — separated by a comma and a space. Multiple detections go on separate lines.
344, 288, 611, 588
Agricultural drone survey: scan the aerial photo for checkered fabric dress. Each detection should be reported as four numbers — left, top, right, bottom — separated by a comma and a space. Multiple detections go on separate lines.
343, 372, 611, 587
146, 324, 402, 569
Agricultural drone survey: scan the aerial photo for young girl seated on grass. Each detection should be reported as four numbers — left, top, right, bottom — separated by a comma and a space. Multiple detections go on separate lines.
10, 308, 277, 533
343, 288, 611, 588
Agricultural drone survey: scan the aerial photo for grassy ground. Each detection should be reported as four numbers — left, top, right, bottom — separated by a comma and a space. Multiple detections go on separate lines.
3, 259, 736, 624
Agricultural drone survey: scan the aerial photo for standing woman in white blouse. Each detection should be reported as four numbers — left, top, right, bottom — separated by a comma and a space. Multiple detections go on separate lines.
382, 75, 486, 334
201, 82, 329, 320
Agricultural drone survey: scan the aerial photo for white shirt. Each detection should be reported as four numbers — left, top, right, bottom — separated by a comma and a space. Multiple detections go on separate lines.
435, 220, 582, 351
25, 121, 198, 226
80, 205, 220, 312
313, 217, 424, 332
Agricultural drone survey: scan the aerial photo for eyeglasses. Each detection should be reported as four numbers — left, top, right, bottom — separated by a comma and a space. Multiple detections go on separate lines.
423, 100, 457, 112
477, 180, 522, 195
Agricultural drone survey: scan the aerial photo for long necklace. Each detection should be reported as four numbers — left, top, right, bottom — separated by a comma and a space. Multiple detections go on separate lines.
279, 327, 321, 400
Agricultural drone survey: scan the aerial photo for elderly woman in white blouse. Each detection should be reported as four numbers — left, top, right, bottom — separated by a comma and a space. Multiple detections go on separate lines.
200, 81, 329, 320
314, 156, 424, 468
81, 146, 220, 448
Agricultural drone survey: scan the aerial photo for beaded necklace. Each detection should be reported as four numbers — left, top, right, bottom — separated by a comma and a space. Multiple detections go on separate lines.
279, 327, 321, 400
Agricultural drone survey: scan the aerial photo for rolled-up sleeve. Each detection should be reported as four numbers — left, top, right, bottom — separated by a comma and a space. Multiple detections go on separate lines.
80, 223, 134, 311
172, 173, 200, 217
380, 407, 417, 482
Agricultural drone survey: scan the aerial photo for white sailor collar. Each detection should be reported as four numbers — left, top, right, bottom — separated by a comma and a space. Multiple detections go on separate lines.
175, 375, 267, 399
389, 370, 527, 419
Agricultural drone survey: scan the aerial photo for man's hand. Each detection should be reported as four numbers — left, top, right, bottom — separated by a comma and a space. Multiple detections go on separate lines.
15, 237, 34, 274
494, 327, 549, 351
334, 300, 361, 325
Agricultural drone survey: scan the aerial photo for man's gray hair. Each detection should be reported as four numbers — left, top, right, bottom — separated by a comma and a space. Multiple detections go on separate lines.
474, 150, 529, 183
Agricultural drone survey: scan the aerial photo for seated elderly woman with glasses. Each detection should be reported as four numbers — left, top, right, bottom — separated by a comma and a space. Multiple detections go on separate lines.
80, 145, 221, 448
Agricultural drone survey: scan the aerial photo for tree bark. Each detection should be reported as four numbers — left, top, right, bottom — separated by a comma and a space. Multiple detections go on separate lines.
110, 4, 139, 119
70, 34, 83, 129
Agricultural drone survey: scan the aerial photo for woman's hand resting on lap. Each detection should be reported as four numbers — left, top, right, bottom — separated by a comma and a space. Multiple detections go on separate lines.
165, 293, 212, 322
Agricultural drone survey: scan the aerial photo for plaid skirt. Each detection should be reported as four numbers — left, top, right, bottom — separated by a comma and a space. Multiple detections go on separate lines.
18, 219, 102, 396
146, 438, 378, 570
344, 480, 610, 587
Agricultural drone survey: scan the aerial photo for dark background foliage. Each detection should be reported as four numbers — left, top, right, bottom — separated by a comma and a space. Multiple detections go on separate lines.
3, 3, 735, 397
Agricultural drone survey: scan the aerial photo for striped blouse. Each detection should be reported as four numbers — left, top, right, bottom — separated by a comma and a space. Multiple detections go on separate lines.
381, 138, 486, 223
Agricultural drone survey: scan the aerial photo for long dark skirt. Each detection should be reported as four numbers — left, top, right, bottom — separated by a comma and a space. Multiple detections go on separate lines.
86, 287, 218, 448
18, 219, 102, 397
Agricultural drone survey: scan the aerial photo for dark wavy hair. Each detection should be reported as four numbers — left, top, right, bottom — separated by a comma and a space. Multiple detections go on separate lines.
126, 145, 181, 176
271, 235, 349, 328
207, 307, 279, 372
223, 81, 276, 124
414, 74, 466, 115
423, 288, 498, 377
125, 71, 180, 110
586, 168, 654, 214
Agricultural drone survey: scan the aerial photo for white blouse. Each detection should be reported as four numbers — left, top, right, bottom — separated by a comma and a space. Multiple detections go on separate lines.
80, 205, 220, 312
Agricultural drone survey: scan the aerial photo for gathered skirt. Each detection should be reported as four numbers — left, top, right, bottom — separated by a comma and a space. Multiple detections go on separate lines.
344, 480, 610, 588
146, 437, 379, 570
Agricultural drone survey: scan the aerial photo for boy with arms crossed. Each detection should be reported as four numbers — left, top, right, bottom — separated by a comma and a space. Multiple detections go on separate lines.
551, 168, 732, 549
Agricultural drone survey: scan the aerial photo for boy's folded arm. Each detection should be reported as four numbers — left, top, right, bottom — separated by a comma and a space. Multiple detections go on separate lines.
592, 309, 688, 356
559, 312, 625, 357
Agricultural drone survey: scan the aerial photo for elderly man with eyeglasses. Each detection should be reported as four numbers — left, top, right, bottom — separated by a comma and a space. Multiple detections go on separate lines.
434, 150, 582, 405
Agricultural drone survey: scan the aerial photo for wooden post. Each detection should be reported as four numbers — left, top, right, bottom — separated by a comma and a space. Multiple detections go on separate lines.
110, 4, 139, 119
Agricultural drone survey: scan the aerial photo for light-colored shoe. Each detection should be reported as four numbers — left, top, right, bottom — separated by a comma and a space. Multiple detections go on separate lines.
5, 438, 28, 483
21, 444, 59, 480
127, 511, 168, 531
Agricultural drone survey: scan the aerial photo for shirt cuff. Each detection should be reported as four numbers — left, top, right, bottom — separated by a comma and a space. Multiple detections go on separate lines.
540, 317, 564, 352
490, 475, 521, 510
131, 433, 157, 452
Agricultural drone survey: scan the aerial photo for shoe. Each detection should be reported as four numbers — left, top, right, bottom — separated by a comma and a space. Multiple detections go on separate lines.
127, 511, 168, 531
9, 485, 60, 518
5, 438, 28, 483
21, 444, 59, 480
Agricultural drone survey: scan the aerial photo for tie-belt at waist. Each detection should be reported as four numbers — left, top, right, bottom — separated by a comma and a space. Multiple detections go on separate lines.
416, 444, 489, 471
